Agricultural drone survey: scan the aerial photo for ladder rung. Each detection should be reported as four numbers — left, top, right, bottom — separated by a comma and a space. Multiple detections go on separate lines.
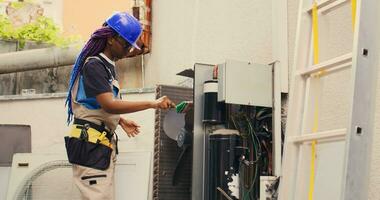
297, 53, 352, 76
288, 128, 346, 143
305, 0, 348, 13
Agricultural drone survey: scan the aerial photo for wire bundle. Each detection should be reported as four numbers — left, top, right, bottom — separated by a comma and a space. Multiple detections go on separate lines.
230, 106, 273, 200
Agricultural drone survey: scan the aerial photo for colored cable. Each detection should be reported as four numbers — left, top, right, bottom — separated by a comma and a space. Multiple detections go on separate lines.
308, 2, 320, 200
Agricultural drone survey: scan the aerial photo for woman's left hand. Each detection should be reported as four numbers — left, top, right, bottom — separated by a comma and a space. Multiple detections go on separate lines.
119, 117, 140, 137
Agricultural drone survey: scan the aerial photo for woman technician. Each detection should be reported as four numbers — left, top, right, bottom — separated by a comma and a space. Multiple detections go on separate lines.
64, 12, 174, 200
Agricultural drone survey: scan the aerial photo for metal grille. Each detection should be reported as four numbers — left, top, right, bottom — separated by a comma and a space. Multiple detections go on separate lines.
153, 85, 193, 200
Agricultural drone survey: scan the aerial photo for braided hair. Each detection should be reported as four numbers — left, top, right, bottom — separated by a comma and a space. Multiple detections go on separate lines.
65, 26, 116, 124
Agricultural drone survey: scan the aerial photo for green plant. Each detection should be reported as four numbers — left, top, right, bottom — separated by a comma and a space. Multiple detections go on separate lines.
10, 1, 26, 9
10, 0, 36, 9
16, 16, 80, 48
0, 14, 80, 49
0, 15, 16, 40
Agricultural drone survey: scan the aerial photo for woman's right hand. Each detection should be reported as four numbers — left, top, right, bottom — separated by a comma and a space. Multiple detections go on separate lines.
153, 96, 175, 109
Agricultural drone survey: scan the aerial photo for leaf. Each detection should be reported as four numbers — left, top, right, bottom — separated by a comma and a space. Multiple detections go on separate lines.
0, 12, 81, 48
10, 2, 25, 9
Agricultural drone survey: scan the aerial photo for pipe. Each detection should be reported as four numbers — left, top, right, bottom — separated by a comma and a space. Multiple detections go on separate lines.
133, 0, 151, 52
0, 46, 79, 74
143, 0, 152, 50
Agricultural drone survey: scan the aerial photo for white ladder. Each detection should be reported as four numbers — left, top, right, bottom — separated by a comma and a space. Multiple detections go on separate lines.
279, 0, 380, 200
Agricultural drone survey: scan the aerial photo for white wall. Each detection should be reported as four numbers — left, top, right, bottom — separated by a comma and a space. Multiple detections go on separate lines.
0, 91, 155, 153
2, 0, 379, 198
37, 0, 63, 26
369, 54, 380, 199
287, 0, 380, 199
285, 0, 348, 198
144, 0, 273, 86
0, 91, 155, 199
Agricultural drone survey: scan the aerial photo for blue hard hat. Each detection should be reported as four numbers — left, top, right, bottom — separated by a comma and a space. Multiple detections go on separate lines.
106, 12, 142, 50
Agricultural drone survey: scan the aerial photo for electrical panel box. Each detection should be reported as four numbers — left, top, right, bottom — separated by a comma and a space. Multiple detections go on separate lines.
218, 60, 272, 107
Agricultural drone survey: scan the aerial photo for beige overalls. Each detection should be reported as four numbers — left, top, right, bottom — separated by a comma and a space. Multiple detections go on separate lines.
70, 56, 120, 200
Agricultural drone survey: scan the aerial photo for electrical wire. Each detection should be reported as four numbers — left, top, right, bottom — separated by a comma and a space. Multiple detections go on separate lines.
231, 109, 272, 200
216, 187, 234, 200
243, 114, 263, 200
231, 115, 254, 199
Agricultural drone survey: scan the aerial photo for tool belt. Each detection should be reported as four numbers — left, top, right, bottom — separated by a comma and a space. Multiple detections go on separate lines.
70, 118, 114, 148
64, 118, 114, 170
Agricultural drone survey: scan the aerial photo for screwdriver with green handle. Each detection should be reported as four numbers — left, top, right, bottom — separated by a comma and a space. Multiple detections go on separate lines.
175, 101, 193, 113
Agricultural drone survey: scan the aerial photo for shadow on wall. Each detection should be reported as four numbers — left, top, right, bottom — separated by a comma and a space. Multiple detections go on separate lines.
0, 40, 143, 95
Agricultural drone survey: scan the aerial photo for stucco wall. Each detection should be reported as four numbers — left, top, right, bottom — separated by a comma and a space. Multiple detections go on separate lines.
0, 90, 156, 199
2, 0, 379, 198
287, 0, 380, 199
287, 1, 353, 198
369, 54, 380, 199
63, 0, 132, 38
144, 0, 273, 87
288, 0, 353, 130
0, 91, 155, 153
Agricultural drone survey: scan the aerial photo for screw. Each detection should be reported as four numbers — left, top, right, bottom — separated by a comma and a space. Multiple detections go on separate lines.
362, 48, 368, 56
356, 126, 362, 135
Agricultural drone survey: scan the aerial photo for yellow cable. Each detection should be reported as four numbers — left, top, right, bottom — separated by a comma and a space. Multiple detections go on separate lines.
308, 2, 319, 200
312, 2, 319, 65
308, 1, 356, 198
352, 0, 357, 30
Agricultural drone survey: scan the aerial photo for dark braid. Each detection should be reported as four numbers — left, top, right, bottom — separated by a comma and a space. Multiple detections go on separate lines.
65, 26, 116, 124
